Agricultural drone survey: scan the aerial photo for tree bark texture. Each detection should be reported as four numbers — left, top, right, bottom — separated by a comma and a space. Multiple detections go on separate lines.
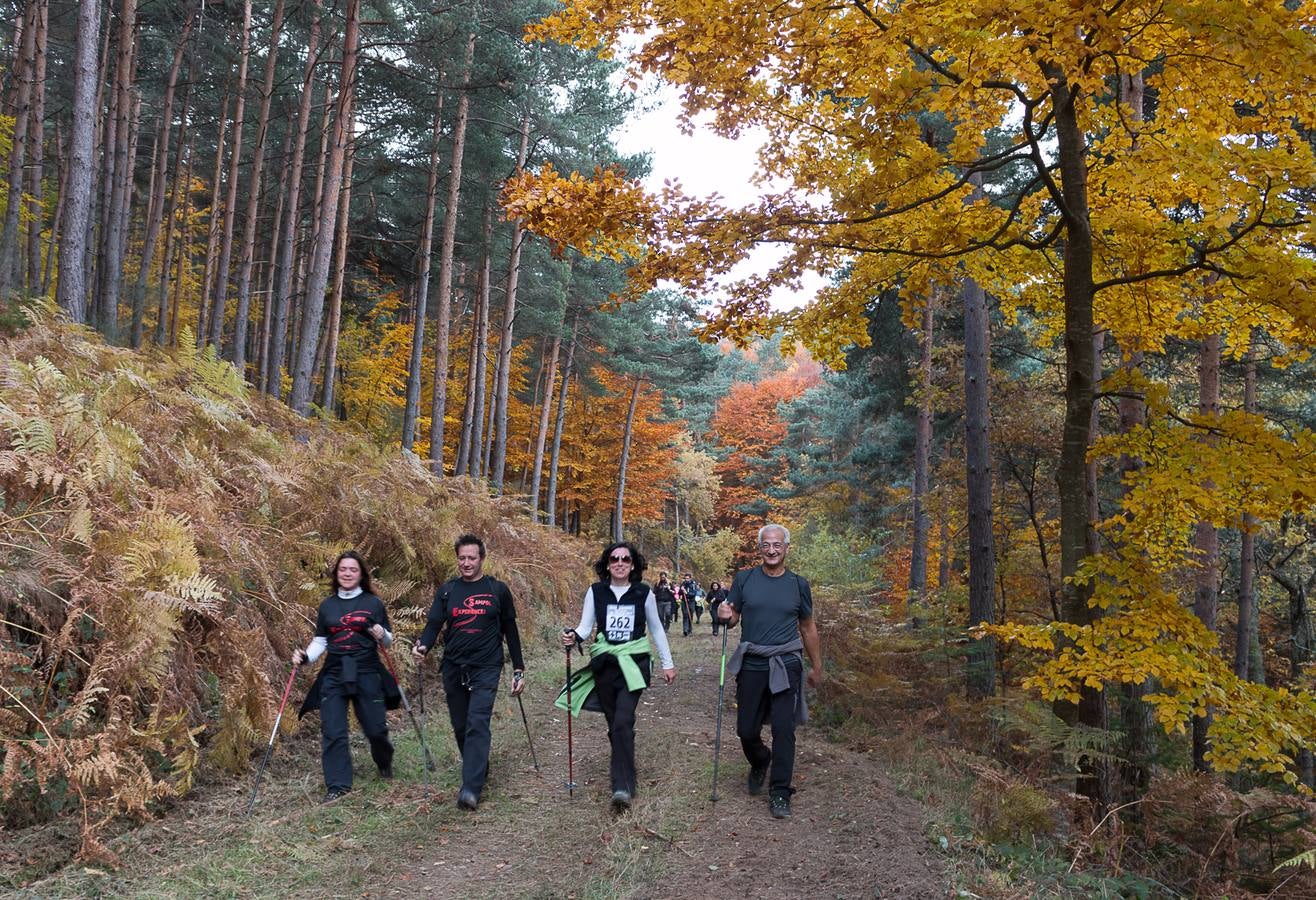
55, 0, 101, 324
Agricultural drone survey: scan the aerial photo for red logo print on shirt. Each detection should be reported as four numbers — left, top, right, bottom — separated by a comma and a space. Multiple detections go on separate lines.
451, 594, 494, 633
329, 609, 373, 647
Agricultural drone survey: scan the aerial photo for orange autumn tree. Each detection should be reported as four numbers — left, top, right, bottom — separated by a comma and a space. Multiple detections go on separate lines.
556, 364, 681, 531
711, 362, 821, 555
504, 0, 1316, 799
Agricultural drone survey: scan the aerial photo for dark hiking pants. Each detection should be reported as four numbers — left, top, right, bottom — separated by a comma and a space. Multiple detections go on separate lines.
735, 659, 802, 797
442, 662, 501, 798
320, 669, 393, 792
594, 658, 644, 795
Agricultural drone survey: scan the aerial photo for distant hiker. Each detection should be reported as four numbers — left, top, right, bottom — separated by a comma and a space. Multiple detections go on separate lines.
679, 573, 697, 636
655, 573, 677, 630
717, 524, 822, 819
708, 581, 729, 635
558, 541, 676, 812
413, 534, 526, 812
293, 550, 400, 803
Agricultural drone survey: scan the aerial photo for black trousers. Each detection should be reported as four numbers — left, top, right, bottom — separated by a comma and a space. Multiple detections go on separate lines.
442, 662, 501, 797
735, 661, 802, 797
319, 669, 393, 792
593, 658, 644, 794
660, 602, 674, 629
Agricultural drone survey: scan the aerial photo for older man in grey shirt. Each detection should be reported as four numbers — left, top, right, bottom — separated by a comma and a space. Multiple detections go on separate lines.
718, 523, 822, 819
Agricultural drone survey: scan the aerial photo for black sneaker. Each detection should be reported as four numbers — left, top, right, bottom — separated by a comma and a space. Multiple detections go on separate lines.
770, 794, 791, 819
379, 765, 393, 779
611, 789, 632, 812
747, 764, 768, 796
457, 789, 479, 811
322, 788, 350, 803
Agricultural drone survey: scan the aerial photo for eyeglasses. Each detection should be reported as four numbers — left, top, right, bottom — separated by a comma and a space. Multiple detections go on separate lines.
609, 554, 632, 564
759, 542, 786, 550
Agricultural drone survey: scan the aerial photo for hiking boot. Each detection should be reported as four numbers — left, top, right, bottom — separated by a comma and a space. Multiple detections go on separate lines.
770, 794, 791, 819
322, 788, 350, 803
378, 765, 393, 779
747, 763, 768, 796
457, 789, 479, 811
611, 789, 632, 812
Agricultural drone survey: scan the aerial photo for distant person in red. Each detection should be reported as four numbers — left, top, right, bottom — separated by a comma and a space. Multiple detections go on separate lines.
414, 534, 526, 811
293, 550, 400, 803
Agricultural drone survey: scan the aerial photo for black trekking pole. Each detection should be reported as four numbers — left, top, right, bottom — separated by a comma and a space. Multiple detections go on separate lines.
417, 659, 425, 717
711, 625, 730, 802
564, 636, 576, 797
378, 646, 438, 778
247, 662, 299, 815
515, 691, 539, 771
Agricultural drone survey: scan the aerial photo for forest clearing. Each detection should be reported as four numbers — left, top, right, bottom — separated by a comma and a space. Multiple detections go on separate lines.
5, 0, 1316, 897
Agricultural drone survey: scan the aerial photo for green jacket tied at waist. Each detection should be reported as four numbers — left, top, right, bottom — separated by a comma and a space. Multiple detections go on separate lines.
555, 635, 651, 717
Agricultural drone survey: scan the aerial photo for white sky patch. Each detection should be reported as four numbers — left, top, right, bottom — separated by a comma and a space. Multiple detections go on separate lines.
611, 83, 831, 312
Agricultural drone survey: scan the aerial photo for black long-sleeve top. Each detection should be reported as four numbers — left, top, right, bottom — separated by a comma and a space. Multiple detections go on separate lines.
418, 575, 525, 670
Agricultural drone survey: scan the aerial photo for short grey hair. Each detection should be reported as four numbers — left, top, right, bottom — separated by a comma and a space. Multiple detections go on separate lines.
757, 523, 790, 545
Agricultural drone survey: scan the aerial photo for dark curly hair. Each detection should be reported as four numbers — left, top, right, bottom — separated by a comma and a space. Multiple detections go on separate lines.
593, 541, 646, 584
330, 550, 373, 593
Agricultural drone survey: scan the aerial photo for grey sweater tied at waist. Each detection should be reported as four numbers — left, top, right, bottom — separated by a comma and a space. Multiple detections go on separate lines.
726, 637, 808, 725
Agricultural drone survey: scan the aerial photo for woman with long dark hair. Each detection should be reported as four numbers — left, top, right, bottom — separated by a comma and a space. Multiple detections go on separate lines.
557, 541, 676, 811
292, 550, 400, 802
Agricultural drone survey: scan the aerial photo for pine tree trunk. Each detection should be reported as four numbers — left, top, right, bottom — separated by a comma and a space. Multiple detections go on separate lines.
41, 122, 63, 294
491, 110, 531, 493
55, 0, 101, 324
909, 291, 934, 627
167, 135, 194, 345
962, 269, 996, 698
23, 0, 46, 294
400, 84, 444, 451
266, 0, 321, 399
229, 0, 283, 374
0, 0, 36, 298
258, 121, 289, 384
547, 319, 578, 529
198, 78, 231, 344
613, 375, 643, 541
1192, 330, 1221, 772
470, 203, 493, 479
319, 116, 354, 414
289, 0, 358, 415
154, 76, 191, 346
427, 30, 477, 474
96, 0, 138, 342
131, 4, 194, 347
456, 291, 479, 477
205, 0, 251, 350
529, 331, 561, 521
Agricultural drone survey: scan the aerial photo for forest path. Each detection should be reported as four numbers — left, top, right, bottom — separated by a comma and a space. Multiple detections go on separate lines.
15, 626, 949, 899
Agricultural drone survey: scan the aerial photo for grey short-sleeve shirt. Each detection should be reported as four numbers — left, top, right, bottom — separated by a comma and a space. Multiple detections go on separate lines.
728, 566, 813, 671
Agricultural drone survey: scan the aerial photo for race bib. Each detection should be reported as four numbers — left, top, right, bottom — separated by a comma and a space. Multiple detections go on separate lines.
605, 603, 635, 642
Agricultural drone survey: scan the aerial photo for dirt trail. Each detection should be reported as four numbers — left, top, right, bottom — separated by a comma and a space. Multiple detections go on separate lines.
10, 624, 949, 899
379, 624, 949, 899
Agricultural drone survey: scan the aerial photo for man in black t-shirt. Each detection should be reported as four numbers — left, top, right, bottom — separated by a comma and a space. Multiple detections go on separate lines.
654, 574, 677, 629
414, 534, 526, 811
718, 524, 822, 820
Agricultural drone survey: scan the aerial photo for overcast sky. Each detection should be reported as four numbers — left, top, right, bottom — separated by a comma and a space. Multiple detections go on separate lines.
610, 87, 831, 313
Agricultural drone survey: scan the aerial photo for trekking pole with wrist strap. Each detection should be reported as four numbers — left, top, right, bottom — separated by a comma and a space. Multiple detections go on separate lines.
711, 625, 729, 802
564, 633, 577, 796
378, 645, 438, 779
515, 681, 539, 771
247, 662, 299, 815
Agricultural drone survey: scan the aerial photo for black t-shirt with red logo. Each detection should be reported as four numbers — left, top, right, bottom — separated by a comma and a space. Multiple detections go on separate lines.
314, 592, 391, 661
419, 576, 525, 670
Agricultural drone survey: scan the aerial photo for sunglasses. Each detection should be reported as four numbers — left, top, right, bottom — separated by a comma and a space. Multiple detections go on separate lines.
609, 554, 633, 563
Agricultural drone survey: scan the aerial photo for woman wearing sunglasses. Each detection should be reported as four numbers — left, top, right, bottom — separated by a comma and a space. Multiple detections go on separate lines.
558, 540, 676, 812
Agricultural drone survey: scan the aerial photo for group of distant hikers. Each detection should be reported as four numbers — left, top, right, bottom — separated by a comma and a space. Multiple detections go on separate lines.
653, 572, 731, 636
284, 523, 822, 821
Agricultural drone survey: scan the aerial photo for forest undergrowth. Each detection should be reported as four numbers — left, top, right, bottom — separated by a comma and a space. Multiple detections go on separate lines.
818, 590, 1316, 898
0, 305, 590, 868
